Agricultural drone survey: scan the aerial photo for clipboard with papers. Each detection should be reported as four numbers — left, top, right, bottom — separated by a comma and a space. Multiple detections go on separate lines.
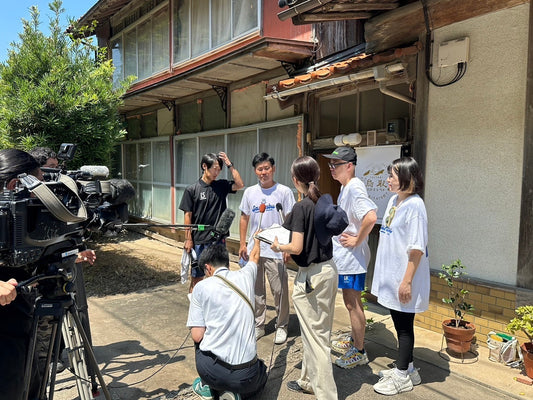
254, 224, 291, 245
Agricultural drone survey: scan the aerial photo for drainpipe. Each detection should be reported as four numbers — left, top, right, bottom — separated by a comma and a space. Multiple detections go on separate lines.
379, 83, 416, 105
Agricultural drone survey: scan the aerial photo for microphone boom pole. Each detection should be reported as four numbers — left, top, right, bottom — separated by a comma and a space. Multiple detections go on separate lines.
121, 223, 212, 231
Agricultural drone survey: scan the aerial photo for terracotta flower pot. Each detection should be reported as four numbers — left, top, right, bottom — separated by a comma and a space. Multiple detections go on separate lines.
442, 319, 476, 354
521, 342, 533, 379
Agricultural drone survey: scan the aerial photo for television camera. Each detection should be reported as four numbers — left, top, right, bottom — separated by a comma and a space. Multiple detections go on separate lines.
0, 143, 132, 400
0, 143, 135, 269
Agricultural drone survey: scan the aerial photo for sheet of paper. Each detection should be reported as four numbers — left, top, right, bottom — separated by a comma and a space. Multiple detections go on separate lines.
254, 224, 291, 245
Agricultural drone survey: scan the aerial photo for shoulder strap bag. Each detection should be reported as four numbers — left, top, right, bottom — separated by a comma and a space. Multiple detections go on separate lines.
214, 274, 254, 314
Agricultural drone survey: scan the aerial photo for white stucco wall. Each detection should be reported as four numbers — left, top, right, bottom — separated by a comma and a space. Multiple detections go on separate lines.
425, 4, 528, 285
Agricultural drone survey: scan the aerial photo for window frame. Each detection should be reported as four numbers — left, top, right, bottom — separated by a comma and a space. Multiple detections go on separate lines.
110, 1, 170, 84
172, 0, 261, 66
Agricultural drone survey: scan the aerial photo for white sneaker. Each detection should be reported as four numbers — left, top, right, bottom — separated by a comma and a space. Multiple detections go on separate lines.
255, 327, 265, 340
335, 346, 369, 368
219, 391, 241, 400
373, 370, 414, 395
331, 335, 353, 353
274, 327, 288, 344
378, 367, 421, 386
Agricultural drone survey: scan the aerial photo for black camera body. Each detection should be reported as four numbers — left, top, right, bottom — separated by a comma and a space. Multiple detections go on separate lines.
0, 190, 85, 268
0, 146, 135, 269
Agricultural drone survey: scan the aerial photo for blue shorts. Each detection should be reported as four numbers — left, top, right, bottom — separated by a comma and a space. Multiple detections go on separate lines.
338, 273, 366, 291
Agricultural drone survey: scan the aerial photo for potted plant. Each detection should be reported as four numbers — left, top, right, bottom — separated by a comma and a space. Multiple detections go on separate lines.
439, 259, 476, 354
507, 305, 533, 378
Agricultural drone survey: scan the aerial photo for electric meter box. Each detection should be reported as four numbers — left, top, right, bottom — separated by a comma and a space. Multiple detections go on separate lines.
438, 37, 470, 67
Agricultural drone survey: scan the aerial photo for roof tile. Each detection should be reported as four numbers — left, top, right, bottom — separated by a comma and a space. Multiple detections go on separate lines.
269, 42, 420, 95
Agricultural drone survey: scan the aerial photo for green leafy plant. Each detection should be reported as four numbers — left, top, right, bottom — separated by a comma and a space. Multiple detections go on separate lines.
439, 259, 474, 328
0, 0, 134, 168
507, 305, 533, 344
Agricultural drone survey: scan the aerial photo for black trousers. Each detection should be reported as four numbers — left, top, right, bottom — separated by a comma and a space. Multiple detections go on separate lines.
0, 293, 40, 400
390, 309, 415, 371
195, 348, 267, 399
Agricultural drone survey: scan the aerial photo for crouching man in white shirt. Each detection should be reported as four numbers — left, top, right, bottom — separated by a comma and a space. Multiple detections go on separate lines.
187, 238, 267, 400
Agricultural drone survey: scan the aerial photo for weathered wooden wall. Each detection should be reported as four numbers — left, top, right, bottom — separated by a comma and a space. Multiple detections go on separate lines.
365, 0, 529, 53
314, 20, 365, 60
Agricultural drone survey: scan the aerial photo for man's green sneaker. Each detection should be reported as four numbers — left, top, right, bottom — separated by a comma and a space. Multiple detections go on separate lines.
192, 377, 213, 400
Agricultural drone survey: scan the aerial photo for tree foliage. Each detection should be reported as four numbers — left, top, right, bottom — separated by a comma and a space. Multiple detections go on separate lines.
0, 0, 133, 169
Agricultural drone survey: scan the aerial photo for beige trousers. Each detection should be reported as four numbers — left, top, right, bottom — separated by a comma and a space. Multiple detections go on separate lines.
293, 260, 338, 400
254, 257, 290, 329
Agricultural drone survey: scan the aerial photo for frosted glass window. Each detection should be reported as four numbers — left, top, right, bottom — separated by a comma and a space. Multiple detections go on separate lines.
227, 191, 243, 237
139, 183, 153, 218
173, 0, 259, 64
227, 130, 256, 187
124, 29, 137, 78
233, 0, 257, 36
152, 9, 169, 73
175, 138, 198, 184
153, 141, 171, 182
138, 143, 152, 182
212, 0, 231, 47
123, 143, 137, 180
137, 20, 152, 81
174, 187, 187, 224
153, 184, 171, 221
191, 0, 209, 57
111, 37, 123, 85
199, 136, 224, 160
259, 124, 299, 188
173, 0, 190, 62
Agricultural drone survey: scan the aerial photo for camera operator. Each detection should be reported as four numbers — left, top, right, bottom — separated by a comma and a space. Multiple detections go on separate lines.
187, 237, 267, 400
29, 145, 96, 374
29, 147, 59, 169
0, 149, 43, 400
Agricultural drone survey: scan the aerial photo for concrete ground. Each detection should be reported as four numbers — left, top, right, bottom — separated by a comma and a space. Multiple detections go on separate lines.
51, 263, 533, 400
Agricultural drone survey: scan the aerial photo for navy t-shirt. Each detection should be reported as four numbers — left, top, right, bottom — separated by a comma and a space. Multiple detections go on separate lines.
283, 196, 332, 267
179, 179, 235, 244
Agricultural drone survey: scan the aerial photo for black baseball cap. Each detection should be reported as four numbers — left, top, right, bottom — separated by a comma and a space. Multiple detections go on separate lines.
323, 146, 357, 164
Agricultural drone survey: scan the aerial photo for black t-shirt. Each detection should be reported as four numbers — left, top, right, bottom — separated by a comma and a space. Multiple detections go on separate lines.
282, 196, 332, 267
179, 178, 235, 244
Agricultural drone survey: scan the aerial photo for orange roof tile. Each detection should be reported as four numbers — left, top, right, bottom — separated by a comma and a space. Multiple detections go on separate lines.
268, 42, 421, 96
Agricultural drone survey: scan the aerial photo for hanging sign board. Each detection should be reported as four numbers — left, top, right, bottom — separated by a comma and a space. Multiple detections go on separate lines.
355, 145, 402, 224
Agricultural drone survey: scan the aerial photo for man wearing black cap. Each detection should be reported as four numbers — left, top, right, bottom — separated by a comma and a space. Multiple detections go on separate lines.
324, 146, 377, 369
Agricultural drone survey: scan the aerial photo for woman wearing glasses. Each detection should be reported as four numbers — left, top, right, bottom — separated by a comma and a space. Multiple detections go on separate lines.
371, 157, 429, 396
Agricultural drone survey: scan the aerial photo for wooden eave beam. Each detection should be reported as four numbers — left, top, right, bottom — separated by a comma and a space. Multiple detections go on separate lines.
365, 0, 529, 53
328, 3, 399, 12
278, 0, 335, 21
293, 12, 373, 24
252, 42, 313, 63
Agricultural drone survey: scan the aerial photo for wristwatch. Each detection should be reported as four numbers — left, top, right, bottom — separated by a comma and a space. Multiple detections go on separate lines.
227, 163, 234, 169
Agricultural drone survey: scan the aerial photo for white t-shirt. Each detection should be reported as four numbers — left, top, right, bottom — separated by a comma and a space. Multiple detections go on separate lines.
239, 183, 295, 259
332, 177, 377, 275
371, 194, 430, 313
186, 263, 257, 364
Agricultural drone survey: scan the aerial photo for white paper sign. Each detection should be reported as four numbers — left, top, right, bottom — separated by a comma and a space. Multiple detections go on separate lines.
255, 224, 291, 245
356, 145, 402, 224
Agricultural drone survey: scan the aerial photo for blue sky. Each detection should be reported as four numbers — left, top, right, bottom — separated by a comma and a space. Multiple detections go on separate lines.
0, 0, 97, 63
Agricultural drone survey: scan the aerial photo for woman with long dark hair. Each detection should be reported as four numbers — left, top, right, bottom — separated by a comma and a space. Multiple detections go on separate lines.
271, 156, 346, 400
371, 157, 429, 396
0, 148, 41, 187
